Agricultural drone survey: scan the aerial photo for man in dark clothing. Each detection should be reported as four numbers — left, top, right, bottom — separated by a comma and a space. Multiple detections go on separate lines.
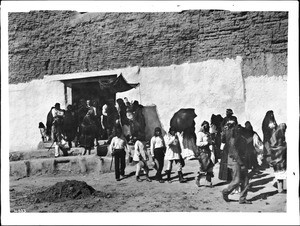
46, 103, 61, 139
218, 109, 238, 181
221, 123, 252, 204
221, 109, 238, 129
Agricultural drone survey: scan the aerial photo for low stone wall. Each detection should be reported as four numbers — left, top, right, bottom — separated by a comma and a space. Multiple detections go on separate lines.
10, 155, 111, 179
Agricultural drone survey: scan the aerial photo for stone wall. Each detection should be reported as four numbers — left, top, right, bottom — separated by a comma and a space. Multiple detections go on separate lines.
8, 10, 288, 83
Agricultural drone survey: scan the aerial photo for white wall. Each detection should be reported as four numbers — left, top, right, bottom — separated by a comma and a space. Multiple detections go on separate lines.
244, 75, 287, 137
119, 57, 287, 139
9, 57, 287, 152
119, 57, 245, 133
9, 80, 65, 152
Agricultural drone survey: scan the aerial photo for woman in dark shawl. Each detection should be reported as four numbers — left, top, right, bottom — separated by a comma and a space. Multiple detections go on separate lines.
79, 109, 98, 155
262, 110, 278, 165
269, 123, 287, 193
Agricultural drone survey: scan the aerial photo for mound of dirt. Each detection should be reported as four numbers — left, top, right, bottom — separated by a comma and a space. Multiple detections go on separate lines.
32, 180, 96, 203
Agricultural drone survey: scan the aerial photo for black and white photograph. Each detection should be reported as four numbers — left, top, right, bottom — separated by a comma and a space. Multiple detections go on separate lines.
1, 1, 299, 225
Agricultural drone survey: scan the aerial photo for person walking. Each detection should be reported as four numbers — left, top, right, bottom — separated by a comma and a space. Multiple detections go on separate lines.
164, 127, 187, 183
110, 127, 128, 181
195, 121, 214, 187
221, 123, 252, 204
269, 123, 287, 193
150, 127, 166, 183
244, 121, 263, 172
221, 109, 238, 129
51, 103, 65, 158
132, 137, 152, 182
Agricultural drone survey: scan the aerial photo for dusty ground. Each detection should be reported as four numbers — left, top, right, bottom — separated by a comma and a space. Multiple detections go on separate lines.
10, 160, 286, 213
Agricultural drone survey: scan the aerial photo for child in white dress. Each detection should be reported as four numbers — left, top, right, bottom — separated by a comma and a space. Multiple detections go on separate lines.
132, 137, 152, 182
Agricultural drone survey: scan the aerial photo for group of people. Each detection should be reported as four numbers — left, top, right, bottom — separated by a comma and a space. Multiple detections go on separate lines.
110, 125, 188, 183
41, 97, 146, 157
41, 102, 287, 204
109, 108, 287, 205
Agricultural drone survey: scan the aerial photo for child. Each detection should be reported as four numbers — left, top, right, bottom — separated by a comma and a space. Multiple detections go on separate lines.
150, 127, 166, 183
38, 122, 48, 142
110, 127, 128, 181
164, 127, 187, 183
132, 137, 152, 182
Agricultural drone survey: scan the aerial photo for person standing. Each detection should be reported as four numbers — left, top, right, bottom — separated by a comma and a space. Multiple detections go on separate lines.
100, 104, 109, 139
219, 111, 238, 181
221, 109, 238, 129
132, 137, 152, 182
195, 121, 214, 187
51, 103, 65, 158
110, 127, 128, 181
106, 102, 119, 139
262, 110, 278, 166
164, 127, 187, 183
124, 97, 131, 107
221, 124, 252, 204
63, 105, 77, 149
115, 98, 129, 127
150, 127, 166, 183
269, 123, 287, 193
79, 109, 97, 155
244, 121, 263, 172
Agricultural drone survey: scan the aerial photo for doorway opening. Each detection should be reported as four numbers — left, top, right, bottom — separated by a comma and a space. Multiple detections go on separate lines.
64, 74, 117, 107
71, 82, 115, 107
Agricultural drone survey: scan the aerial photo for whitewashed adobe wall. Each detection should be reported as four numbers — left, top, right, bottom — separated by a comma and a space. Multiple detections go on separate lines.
119, 56, 287, 138
9, 80, 65, 152
9, 57, 287, 152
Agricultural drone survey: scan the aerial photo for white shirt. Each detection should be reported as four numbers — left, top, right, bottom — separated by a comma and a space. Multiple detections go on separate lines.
110, 136, 127, 150
196, 131, 210, 147
133, 140, 148, 161
52, 108, 64, 118
164, 133, 181, 160
150, 136, 165, 156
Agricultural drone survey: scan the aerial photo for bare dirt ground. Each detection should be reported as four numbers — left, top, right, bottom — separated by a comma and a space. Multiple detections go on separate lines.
10, 160, 286, 213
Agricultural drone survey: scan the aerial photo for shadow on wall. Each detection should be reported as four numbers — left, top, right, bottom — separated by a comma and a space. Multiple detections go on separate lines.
143, 105, 165, 141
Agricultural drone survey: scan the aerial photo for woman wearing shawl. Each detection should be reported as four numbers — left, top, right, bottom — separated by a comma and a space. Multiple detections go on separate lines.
269, 123, 287, 193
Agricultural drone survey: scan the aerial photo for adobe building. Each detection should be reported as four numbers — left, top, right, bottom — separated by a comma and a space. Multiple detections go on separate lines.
8, 10, 288, 152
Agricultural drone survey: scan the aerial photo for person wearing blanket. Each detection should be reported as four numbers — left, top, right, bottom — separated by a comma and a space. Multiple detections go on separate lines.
195, 121, 215, 187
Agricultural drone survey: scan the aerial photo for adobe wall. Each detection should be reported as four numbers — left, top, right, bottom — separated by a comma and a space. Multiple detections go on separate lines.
8, 10, 288, 152
9, 10, 287, 83
9, 81, 65, 151
117, 59, 287, 140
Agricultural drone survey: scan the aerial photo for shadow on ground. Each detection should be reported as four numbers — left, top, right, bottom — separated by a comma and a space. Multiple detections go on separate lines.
249, 190, 278, 202
250, 176, 275, 187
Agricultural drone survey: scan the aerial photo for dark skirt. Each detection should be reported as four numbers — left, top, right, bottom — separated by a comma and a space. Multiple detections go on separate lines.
218, 147, 231, 181
79, 134, 94, 149
197, 146, 213, 172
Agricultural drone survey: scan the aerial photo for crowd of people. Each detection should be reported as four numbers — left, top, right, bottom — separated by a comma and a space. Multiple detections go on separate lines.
41, 97, 146, 157
109, 108, 287, 205
40, 102, 287, 204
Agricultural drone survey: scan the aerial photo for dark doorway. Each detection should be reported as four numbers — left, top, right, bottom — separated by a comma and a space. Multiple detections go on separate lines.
72, 82, 115, 107
63, 75, 118, 107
